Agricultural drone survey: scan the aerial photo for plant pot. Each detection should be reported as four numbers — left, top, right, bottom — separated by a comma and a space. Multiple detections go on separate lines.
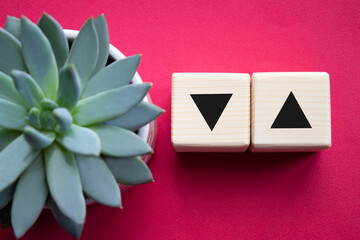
64, 30, 157, 196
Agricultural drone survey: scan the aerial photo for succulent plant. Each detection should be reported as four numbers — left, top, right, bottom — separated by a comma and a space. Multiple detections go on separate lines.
0, 13, 163, 239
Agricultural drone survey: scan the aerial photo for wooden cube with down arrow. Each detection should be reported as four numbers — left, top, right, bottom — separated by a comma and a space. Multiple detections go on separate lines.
171, 73, 250, 152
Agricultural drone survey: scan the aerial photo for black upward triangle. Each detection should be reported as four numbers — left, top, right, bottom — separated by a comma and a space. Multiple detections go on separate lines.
271, 91, 312, 128
191, 94, 232, 131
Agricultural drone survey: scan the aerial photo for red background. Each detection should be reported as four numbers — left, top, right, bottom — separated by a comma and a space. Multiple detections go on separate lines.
1, 0, 360, 239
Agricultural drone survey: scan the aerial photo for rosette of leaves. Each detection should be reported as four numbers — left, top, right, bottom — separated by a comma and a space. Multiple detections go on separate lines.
0, 13, 163, 239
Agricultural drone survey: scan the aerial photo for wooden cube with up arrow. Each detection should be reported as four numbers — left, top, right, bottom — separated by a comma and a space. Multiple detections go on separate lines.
250, 72, 331, 152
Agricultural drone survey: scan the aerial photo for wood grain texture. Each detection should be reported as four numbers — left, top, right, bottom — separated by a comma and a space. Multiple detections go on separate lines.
250, 72, 331, 152
171, 73, 250, 152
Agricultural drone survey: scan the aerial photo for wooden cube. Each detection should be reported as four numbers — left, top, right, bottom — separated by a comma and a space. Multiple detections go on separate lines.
250, 72, 331, 152
171, 73, 250, 152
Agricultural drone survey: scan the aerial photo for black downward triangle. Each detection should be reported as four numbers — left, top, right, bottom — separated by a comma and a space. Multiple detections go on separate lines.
191, 94, 232, 131
271, 92, 312, 128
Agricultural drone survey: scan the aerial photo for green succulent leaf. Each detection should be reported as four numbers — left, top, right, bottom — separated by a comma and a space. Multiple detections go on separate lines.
40, 98, 58, 110
21, 16, 58, 99
11, 154, 48, 239
56, 124, 100, 156
90, 125, 152, 157
76, 155, 121, 208
82, 55, 141, 98
45, 144, 86, 225
40, 110, 56, 130
48, 196, 83, 239
0, 128, 20, 151
28, 107, 42, 129
4, 16, 21, 40
38, 13, 69, 68
57, 64, 81, 111
107, 102, 164, 131
91, 14, 109, 77
0, 184, 15, 209
53, 108, 73, 133
0, 135, 40, 192
0, 28, 26, 75
74, 83, 151, 126
105, 157, 153, 185
0, 99, 27, 130
23, 125, 55, 149
66, 18, 98, 88
0, 71, 24, 105
11, 70, 45, 108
